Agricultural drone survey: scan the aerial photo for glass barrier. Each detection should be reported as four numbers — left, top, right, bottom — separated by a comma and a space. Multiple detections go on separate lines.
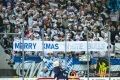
1, 28, 120, 80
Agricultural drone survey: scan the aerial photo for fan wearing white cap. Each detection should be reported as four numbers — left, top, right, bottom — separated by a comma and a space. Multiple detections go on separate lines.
114, 35, 120, 42
29, 33, 35, 41
67, 23, 72, 31
3, 19, 11, 33
34, 33, 41, 41
96, 17, 104, 30
32, 21, 40, 32
17, 14, 24, 23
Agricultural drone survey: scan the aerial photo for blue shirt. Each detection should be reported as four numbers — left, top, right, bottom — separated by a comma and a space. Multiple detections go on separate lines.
54, 66, 68, 80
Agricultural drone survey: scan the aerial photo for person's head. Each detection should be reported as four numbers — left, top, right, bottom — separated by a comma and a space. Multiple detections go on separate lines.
34, 0, 39, 4
43, 67, 48, 72
45, 36, 50, 41
117, 25, 120, 31
93, 27, 98, 33
30, 34, 34, 40
36, 35, 40, 39
77, 30, 81, 35
104, 26, 108, 31
15, 28, 19, 33
88, 32, 93, 38
46, 28, 51, 34
18, 14, 23, 19
60, 32, 64, 37
90, 63, 95, 70
110, 25, 115, 31
73, 25, 77, 31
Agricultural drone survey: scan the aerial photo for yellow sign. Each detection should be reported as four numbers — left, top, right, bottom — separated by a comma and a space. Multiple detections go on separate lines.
96, 59, 110, 77
98, 62, 108, 77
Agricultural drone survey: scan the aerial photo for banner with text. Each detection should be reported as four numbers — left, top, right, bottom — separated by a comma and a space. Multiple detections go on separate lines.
13, 41, 108, 51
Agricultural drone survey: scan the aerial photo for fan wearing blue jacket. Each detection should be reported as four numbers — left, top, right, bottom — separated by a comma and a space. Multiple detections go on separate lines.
54, 65, 68, 80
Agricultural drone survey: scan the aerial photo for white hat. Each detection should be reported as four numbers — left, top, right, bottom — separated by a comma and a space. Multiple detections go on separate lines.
12, 15, 15, 17
93, 36, 98, 39
60, 32, 64, 35
47, 28, 51, 31
43, 16, 48, 20
18, 14, 22, 17
98, 17, 103, 20
91, 1, 94, 3
24, 21, 27, 24
68, 1, 71, 3
29, 26, 32, 29
56, 15, 60, 18
46, 11, 50, 15
15, 6, 19, 9
53, 61, 59, 67
101, 31, 105, 34
63, 14, 67, 18
44, 66, 47, 69
41, 5, 45, 7
87, 14, 91, 17
46, 36, 49, 39
115, 35, 119, 38
5, 19, 9, 23
90, 19, 94, 23
2, 7, 6, 10
35, 34, 39, 37
68, 23, 72, 26
74, 25, 77, 28
7, 6, 11, 8
81, 19, 85, 22
16, 21, 20, 24
53, 24, 57, 27
75, 35, 80, 39
78, 26, 82, 29
84, 27, 87, 30
54, 36, 59, 40
33, 21, 38, 25
104, 37, 108, 41
87, 23, 90, 26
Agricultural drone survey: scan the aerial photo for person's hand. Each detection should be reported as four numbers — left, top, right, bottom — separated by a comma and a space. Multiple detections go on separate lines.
60, 24, 62, 26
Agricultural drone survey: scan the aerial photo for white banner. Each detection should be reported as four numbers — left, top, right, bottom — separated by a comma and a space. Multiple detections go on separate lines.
13, 41, 108, 51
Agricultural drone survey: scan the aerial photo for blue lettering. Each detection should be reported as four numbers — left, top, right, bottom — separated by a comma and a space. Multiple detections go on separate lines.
33, 43, 36, 49
15, 43, 20, 49
24, 43, 28, 49
29, 43, 32, 49
55, 44, 59, 49
15, 43, 36, 49
46, 43, 51, 49
44, 43, 59, 49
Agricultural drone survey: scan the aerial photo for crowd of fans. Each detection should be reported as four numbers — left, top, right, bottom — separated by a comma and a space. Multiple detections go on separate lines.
0, 0, 120, 59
